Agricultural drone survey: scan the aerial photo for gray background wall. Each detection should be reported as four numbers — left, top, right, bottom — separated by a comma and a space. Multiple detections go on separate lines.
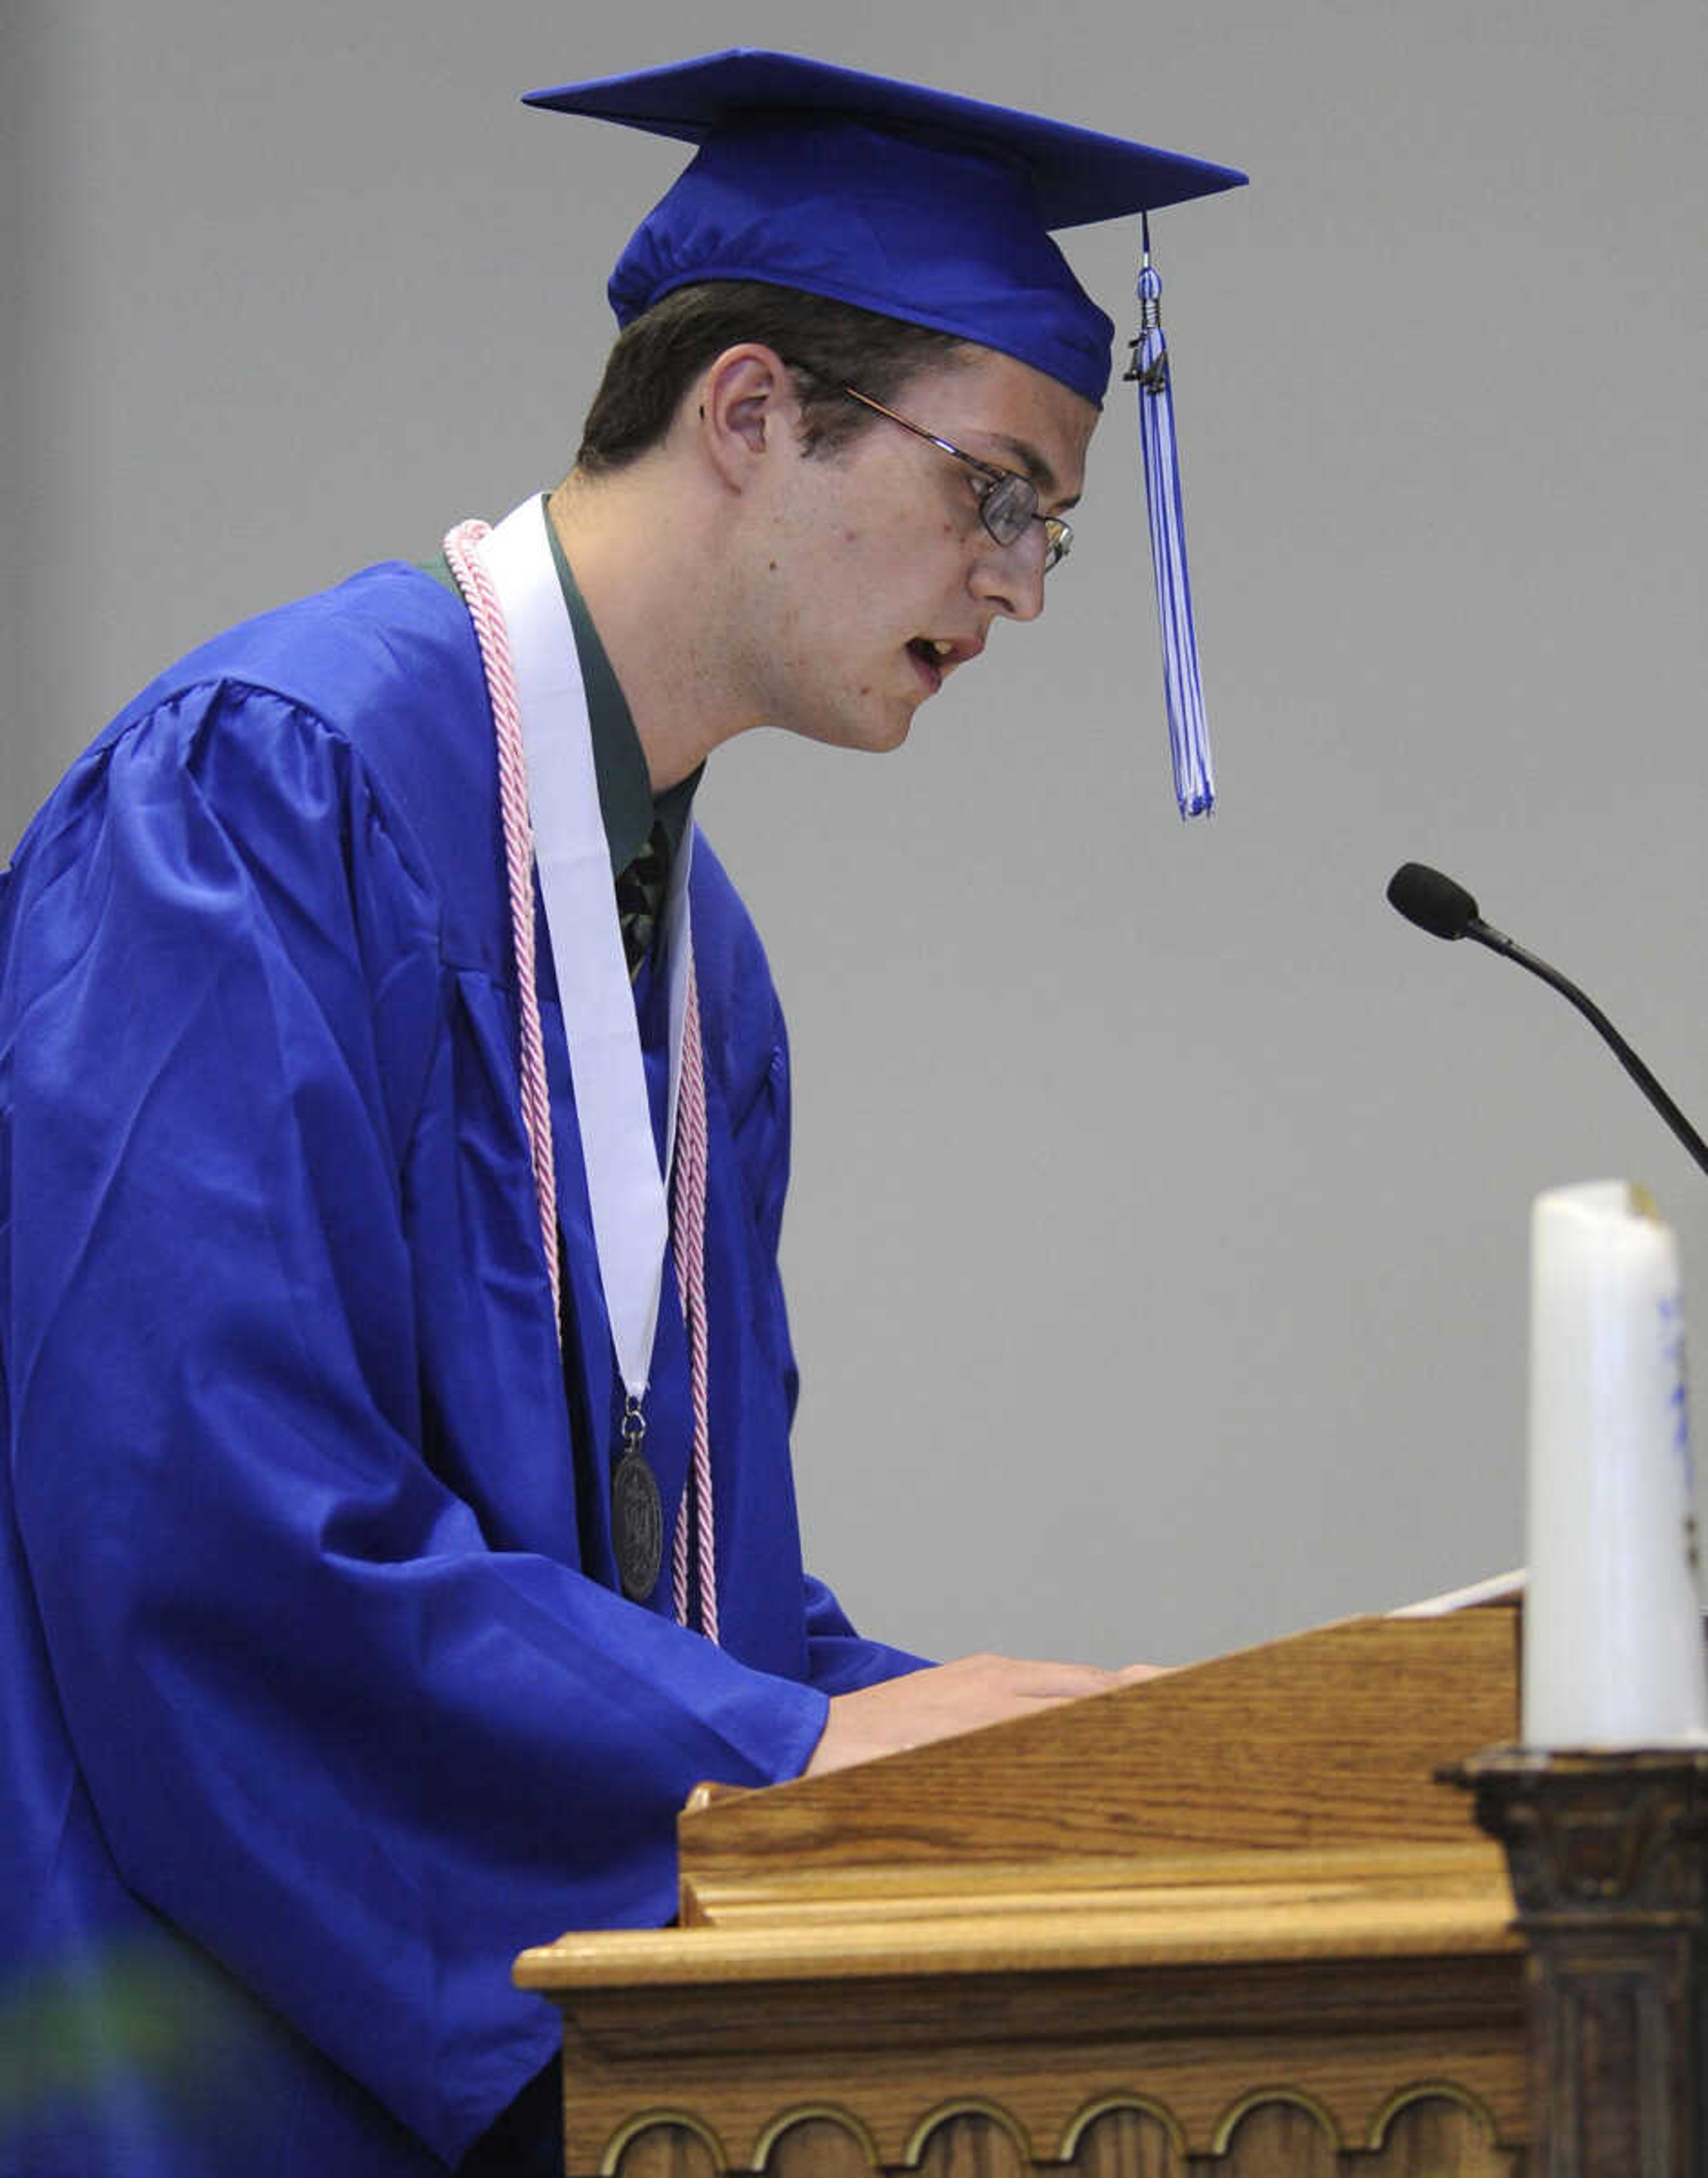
6, 0, 1706, 1672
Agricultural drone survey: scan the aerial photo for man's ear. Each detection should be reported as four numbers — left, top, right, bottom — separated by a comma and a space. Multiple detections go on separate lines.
694, 344, 799, 490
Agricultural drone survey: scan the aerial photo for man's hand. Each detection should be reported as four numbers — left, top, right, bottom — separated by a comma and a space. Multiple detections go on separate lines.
805, 1652, 1166, 1777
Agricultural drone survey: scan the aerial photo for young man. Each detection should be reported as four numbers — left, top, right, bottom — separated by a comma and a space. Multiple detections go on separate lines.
0, 53, 1242, 2178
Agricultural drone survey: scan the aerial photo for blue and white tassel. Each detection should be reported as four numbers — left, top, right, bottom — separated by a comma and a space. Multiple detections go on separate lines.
1128, 215, 1215, 819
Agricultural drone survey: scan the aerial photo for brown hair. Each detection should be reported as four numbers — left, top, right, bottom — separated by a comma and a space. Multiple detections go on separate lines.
575, 281, 969, 475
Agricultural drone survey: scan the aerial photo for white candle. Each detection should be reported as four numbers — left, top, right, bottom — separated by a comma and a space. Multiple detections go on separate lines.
1524, 1179, 1708, 1747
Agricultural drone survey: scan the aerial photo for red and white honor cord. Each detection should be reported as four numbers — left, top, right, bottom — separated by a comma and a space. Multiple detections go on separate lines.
669, 959, 717, 1640
443, 518, 560, 1330
442, 516, 717, 1638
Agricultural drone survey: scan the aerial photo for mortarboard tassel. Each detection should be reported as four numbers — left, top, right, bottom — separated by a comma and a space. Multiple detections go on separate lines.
1128, 214, 1215, 818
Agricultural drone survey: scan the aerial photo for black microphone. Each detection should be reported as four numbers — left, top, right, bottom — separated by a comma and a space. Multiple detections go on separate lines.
1386, 861, 1708, 1182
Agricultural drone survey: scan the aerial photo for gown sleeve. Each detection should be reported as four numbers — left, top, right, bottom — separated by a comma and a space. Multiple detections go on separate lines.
2, 682, 831, 2162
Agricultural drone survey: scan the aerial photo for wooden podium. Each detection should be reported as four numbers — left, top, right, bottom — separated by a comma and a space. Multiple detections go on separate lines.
517, 1608, 1534, 2175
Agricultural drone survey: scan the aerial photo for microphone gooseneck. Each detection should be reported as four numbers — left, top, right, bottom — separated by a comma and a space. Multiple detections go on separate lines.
1386, 861, 1708, 1183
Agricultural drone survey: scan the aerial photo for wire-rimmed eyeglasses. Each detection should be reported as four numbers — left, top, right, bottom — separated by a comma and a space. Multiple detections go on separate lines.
836, 384, 1073, 574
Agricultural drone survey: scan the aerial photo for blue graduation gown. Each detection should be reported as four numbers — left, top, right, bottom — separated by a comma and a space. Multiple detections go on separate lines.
0, 561, 925, 2174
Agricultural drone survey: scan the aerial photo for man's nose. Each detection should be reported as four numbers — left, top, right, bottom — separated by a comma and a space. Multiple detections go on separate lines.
969, 529, 1047, 622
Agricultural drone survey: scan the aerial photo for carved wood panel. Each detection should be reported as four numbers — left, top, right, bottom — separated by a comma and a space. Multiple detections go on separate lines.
586, 2083, 1521, 2178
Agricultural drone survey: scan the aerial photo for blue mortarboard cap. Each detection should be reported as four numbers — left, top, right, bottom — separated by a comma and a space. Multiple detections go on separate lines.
522, 49, 1246, 406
